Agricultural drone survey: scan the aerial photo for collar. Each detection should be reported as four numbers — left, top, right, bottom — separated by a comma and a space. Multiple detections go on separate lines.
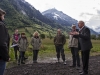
80, 26, 85, 31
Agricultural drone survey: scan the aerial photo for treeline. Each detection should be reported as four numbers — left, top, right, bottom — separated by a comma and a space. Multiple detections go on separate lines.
91, 34, 100, 40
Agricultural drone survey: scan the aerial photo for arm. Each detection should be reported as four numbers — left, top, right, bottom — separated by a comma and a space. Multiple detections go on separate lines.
79, 28, 90, 40
62, 35, 66, 45
12, 34, 17, 44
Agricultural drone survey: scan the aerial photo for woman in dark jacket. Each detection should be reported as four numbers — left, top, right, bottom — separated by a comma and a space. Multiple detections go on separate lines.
0, 8, 10, 75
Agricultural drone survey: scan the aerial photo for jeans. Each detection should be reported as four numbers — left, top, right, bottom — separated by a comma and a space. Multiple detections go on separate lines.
55, 45, 65, 61
18, 51, 25, 63
14, 46, 19, 60
70, 47, 80, 66
33, 50, 39, 61
0, 60, 6, 75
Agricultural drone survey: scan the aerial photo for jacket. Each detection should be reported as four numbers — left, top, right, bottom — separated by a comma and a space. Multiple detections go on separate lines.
68, 35, 78, 48
31, 37, 41, 50
78, 26, 93, 51
18, 37, 28, 51
12, 33, 20, 45
54, 34, 66, 46
0, 20, 10, 61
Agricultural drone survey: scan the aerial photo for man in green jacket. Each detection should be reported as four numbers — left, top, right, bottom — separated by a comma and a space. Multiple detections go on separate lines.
54, 29, 66, 65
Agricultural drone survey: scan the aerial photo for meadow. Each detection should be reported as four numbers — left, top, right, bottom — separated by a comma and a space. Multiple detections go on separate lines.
9, 38, 100, 61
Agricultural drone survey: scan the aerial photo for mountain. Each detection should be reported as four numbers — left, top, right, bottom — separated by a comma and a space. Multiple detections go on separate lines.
42, 8, 98, 35
42, 8, 78, 26
0, 0, 70, 37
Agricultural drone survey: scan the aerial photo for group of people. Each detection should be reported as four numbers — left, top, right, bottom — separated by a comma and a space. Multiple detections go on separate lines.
0, 8, 92, 75
12, 29, 41, 65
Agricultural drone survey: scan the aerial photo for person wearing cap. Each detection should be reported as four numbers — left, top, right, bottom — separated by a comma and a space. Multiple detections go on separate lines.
68, 24, 80, 69
18, 33, 29, 65
0, 8, 10, 75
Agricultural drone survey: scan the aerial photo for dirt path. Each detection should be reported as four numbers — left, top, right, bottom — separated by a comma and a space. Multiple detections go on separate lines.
4, 55, 100, 75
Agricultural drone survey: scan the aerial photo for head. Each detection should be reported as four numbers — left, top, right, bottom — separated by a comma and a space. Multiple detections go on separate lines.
72, 24, 76, 31
78, 21, 85, 28
15, 29, 19, 34
57, 29, 62, 34
21, 33, 26, 37
33, 31, 39, 37
0, 8, 6, 20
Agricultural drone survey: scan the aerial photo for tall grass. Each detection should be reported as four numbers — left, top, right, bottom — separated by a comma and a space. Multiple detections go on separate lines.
9, 38, 100, 61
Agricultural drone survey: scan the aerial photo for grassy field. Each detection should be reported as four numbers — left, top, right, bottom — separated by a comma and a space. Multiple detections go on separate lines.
9, 38, 100, 61
6, 38, 100, 68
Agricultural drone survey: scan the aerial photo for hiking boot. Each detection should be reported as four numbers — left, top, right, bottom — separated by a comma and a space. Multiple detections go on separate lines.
21, 62, 25, 64
63, 61, 67, 65
76, 66, 80, 70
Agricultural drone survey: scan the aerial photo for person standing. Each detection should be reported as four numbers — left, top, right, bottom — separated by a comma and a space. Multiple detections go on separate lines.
0, 8, 10, 75
70, 21, 93, 75
18, 33, 28, 65
12, 29, 20, 60
31, 31, 41, 63
68, 24, 80, 69
54, 29, 66, 65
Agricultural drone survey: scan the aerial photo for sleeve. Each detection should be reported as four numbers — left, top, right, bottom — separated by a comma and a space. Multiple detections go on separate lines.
79, 28, 90, 40
12, 34, 16, 44
62, 35, 66, 45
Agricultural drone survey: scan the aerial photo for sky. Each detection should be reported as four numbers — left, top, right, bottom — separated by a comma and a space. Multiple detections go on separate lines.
25, 0, 100, 32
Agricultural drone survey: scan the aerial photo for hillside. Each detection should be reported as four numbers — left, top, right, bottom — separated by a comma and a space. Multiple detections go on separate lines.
0, 0, 71, 37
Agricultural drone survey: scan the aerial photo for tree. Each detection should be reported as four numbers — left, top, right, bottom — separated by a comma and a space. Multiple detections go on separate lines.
91, 35, 96, 40
40, 34, 45, 39
49, 32, 52, 39
97, 34, 100, 40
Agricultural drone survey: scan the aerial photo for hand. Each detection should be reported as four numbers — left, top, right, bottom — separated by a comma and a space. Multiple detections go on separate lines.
70, 32, 79, 35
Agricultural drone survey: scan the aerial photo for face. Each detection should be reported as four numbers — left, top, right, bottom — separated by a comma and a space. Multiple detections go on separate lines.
72, 26, 76, 31
22, 34, 25, 37
78, 21, 84, 28
0, 14, 5, 20
57, 29, 61, 34
35, 33, 38, 36
15, 30, 18, 34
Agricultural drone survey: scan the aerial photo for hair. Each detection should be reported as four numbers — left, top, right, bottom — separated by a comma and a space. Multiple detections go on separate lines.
33, 31, 39, 37
21, 32, 25, 35
78, 20, 85, 25
0, 8, 6, 16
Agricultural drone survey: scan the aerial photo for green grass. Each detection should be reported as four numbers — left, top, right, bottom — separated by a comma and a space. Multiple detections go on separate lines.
6, 38, 100, 68
9, 38, 100, 61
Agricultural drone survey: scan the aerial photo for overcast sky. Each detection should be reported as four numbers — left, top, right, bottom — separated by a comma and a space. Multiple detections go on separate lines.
25, 0, 100, 32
